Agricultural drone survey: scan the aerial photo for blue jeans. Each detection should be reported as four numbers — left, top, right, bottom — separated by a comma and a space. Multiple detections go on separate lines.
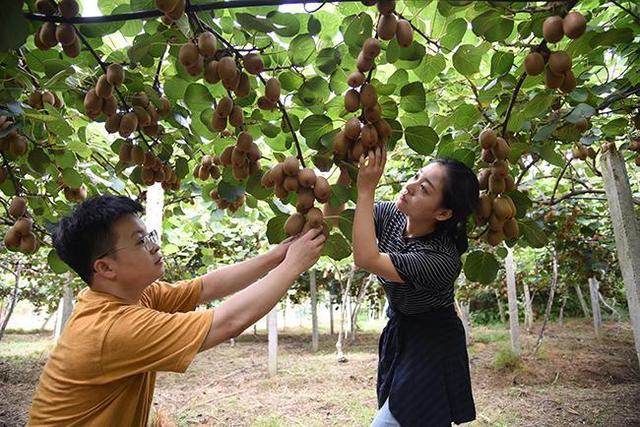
370, 398, 400, 427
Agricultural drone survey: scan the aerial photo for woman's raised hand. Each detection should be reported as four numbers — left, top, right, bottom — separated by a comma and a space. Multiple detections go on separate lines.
357, 146, 387, 195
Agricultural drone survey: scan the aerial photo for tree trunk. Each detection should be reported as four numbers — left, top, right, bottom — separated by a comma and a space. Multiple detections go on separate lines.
589, 277, 602, 338
494, 289, 506, 324
267, 306, 278, 375
574, 284, 590, 318
505, 246, 521, 356
534, 249, 559, 354
523, 281, 533, 334
281, 299, 286, 331
601, 148, 640, 367
144, 182, 165, 242
0, 262, 21, 342
349, 274, 373, 342
457, 298, 471, 346
598, 291, 621, 320
40, 312, 54, 331
329, 292, 334, 335
54, 280, 74, 341
310, 270, 319, 352
336, 267, 355, 363
558, 294, 567, 326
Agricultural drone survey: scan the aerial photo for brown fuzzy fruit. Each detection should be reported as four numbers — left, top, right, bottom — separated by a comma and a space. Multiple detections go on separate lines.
377, 0, 396, 15
374, 119, 392, 141
560, 70, 577, 93
493, 197, 512, 220
547, 51, 571, 75
488, 174, 506, 194
347, 71, 366, 88
543, 16, 564, 43
40, 22, 58, 49
481, 148, 496, 163
133, 106, 151, 127
362, 38, 381, 59
298, 168, 317, 188
283, 156, 300, 176
377, 14, 398, 41
524, 52, 545, 76
360, 124, 379, 148
314, 176, 331, 202
360, 84, 377, 109
344, 89, 360, 113
296, 188, 315, 212
179, 42, 199, 67
106, 63, 124, 87
356, 51, 374, 73
218, 56, 238, 82
102, 96, 117, 116
59, 0, 79, 19
575, 118, 589, 133
334, 131, 350, 157
118, 142, 132, 163
229, 105, 244, 128
216, 97, 234, 118
492, 137, 510, 161
478, 169, 490, 190
155, 0, 179, 13
265, 78, 281, 102
235, 73, 251, 98
14, 217, 33, 236
344, 118, 362, 140
563, 11, 586, 39
243, 53, 264, 75
487, 229, 505, 246
9, 197, 27, 219
284, 213, 306, 236
198, 31, 217, 57
55, 23, 75, 46
257, 96, 276, 111
479, 128, 497, 149
36, 0, 58, 15
306, 207, 324, 227
236, 131, 253, 152
62, 36, 81, 58
95, 75, 113, 99
132, 92, 149, 108
477, 194, 492, 219
119, 112, 139, 138
396, 20, 413, 47
105, 113, 121, 134
544, 67, 565, 89
4, 227, 21, 249
204, 60, 220, 84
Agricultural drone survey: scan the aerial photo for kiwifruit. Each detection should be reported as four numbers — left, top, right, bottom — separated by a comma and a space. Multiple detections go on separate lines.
283, 156, 300, 176
334, 131, 350, 156
95, 75, 113, 99
118, 142, 132, 163
186, 55, 204, 77
356, 51, 374, 73
131, 145, 145, 164
34, 28, 49, 51
102, 96, 117, 116
575, 117, 590, 133
503, 218, 519, 240
543, 16, 564, 43
481, 148, 495, 163
40, 22, 58, 49
62, 36, 81, 58
562, 11, 586, 39
524, 52, 545, 76
628, 139, 640, 152
83, 89, 102, 115
360, 124, 378, 148
505, 174, 515, 192
204, 60, 220, 84
488, 213, 504, 232
257, 96, 276, 110
243, 53, 264, 75
42, 90, 55, 106
350, 140, 365, 162
493, 197, 512, 220
505, 196, 517, 218
166, 0, 185, 20
307, 207, 324, 227
211, 115, 226, 132
9, 197, 27, 219
374, 118, 392, 141
364, 103, 382, 123
347, 71, 366, 88
3, 227, 21, 249
360, 84, 377, 109
55, 23, 75, 46
8, 136, 27, 157
478, 169, 490, 190
488, 174, 506, 194
198, 31, 217, 57
179, 42, 199, 67
377, 0, 395, 15
490, 160, 509, 179
265, 78, 281, 102
544, 66, 565, 89
344, 89, 360, 112
344, 117, 362, 140
314, 176, 331, 202
487, 229, 505, 246
361, 0, 377, 5
261, 170, 275, 188
235, 73, 251, 98
216, 97, 234, 118
284, 212, 306, 236
133, 106, 151, 127
158, 97, 171, 116
229, 105, 244, 128
14, 217, 33, 237
220, 146, 234, 166
36, 0, 58, 15
155, 0, 179, 13
218, 57, 238, 82
298, 168, 317, 188
547, 51, 571, 75
362, 38, 381, 59
396, 20, 413, 47
119, 112, 138, 138
477, 193, 492, 219
59, 0, 79, 19
231, 148, 246, 168
377, 14, 398, 41
146, 103, 158, 123
132, 92, 149, 108
247, 143, 261, 163
198, 164, 210, 180
559, 70, 576, 93
282, 175, 299, 192
20, 232, 38, 254
296, 188, 315, 212
492, 137, 510, 161
27, 92, 43, 109
106, 63, 124, 87
236, 132, 253, 152
479, 128, 497, 149
270, 163, 285, 185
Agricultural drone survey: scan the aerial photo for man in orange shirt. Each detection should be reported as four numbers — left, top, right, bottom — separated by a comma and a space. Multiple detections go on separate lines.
28, 195, 325, 426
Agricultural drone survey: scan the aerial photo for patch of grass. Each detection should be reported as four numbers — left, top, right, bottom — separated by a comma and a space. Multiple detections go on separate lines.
492, 346, 520, 371
250, 415, 284, 427
473, 329, 510, 344
0, 337, 53, 360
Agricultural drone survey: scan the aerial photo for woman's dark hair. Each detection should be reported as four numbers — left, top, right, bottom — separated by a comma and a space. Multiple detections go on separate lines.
52, 195, 143, 284
431, 158, 480, 254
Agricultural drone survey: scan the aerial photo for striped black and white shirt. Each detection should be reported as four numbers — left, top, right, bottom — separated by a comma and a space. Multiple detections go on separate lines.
374, 201, 461, 315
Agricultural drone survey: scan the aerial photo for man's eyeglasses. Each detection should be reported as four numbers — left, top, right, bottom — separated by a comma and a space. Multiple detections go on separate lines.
95, 230, 159, 260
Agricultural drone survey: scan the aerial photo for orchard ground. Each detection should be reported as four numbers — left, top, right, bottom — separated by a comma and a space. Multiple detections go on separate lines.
1, 318, 639, 427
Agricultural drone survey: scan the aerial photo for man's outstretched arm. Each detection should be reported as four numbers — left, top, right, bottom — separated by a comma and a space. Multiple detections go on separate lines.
197, 238, 294, 304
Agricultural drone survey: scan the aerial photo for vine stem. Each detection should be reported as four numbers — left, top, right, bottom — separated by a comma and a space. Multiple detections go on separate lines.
1, 152, 22, 196
501, 72, 528, 138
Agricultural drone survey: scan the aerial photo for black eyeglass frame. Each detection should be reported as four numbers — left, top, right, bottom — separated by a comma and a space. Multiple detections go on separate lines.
94, 229, 159, 260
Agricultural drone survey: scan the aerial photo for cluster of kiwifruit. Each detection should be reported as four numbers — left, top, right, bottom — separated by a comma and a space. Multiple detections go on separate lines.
62, 184, 87, 202
361, 0, 413, 46
211, 96, 245, 132
192, 155, 221, 182
154, 0, 186, 24
27, 89, 64, 109
3, 197, 38, 254
523, 11, 586, 92
571, 143, 596, 161
118, 143, 180, 190
628, 138, 640, 166
33, 0, 81, 58
257, 77, 281, 111
476, 193, 519, 246
214, 132, 262, 181
208, 189, 245, 212
0, 117, 28, 158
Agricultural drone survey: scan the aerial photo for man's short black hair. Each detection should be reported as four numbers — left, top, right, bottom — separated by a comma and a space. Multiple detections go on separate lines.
53, 195, 143, 284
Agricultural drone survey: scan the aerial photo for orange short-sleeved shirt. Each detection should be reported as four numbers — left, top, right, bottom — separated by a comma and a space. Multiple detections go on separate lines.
28, 278, 213, 427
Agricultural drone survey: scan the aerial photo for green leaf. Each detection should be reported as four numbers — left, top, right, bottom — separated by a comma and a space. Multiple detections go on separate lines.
322, 233, 352, 260
342, 13, 373, 50
296, 76, 330, 107
538, 141, 565, 167
519, 219, 548, 248
523, 92, 553, 118
300, 115, 334, 146
62, 168, 83, 189
452, 45, 482, 77
463, 251, 500, 284
48, 249, 70, 274
266, 214, 289, 244
601, 117, 628, 137
414, 54, 446, 84
404, 126, 438, 155
337, 209, 355, 243
399, 82, 426, 113
440, 18, 467, 51
316, 47, 341, 75
308, 15, 321, 35
267, 11, 301, 37
490, 51, 514, 77
452, 104, 480, 129
471, 11, 514, 42
184, 84, 214, 112
279, 71, 304, 92
565, 103, 595, 123
288, 34, 316, 66
236, 13, 274, 33
0, 1, 30, 52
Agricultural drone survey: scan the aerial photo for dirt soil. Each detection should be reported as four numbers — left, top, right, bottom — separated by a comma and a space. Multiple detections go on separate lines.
1, 319, 639, 426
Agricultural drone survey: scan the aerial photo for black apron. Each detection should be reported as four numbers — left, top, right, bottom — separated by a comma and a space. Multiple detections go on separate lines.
377, 305, 476, 426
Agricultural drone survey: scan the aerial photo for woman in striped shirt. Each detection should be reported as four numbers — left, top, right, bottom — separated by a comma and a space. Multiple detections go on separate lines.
353, 147, 479, 426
